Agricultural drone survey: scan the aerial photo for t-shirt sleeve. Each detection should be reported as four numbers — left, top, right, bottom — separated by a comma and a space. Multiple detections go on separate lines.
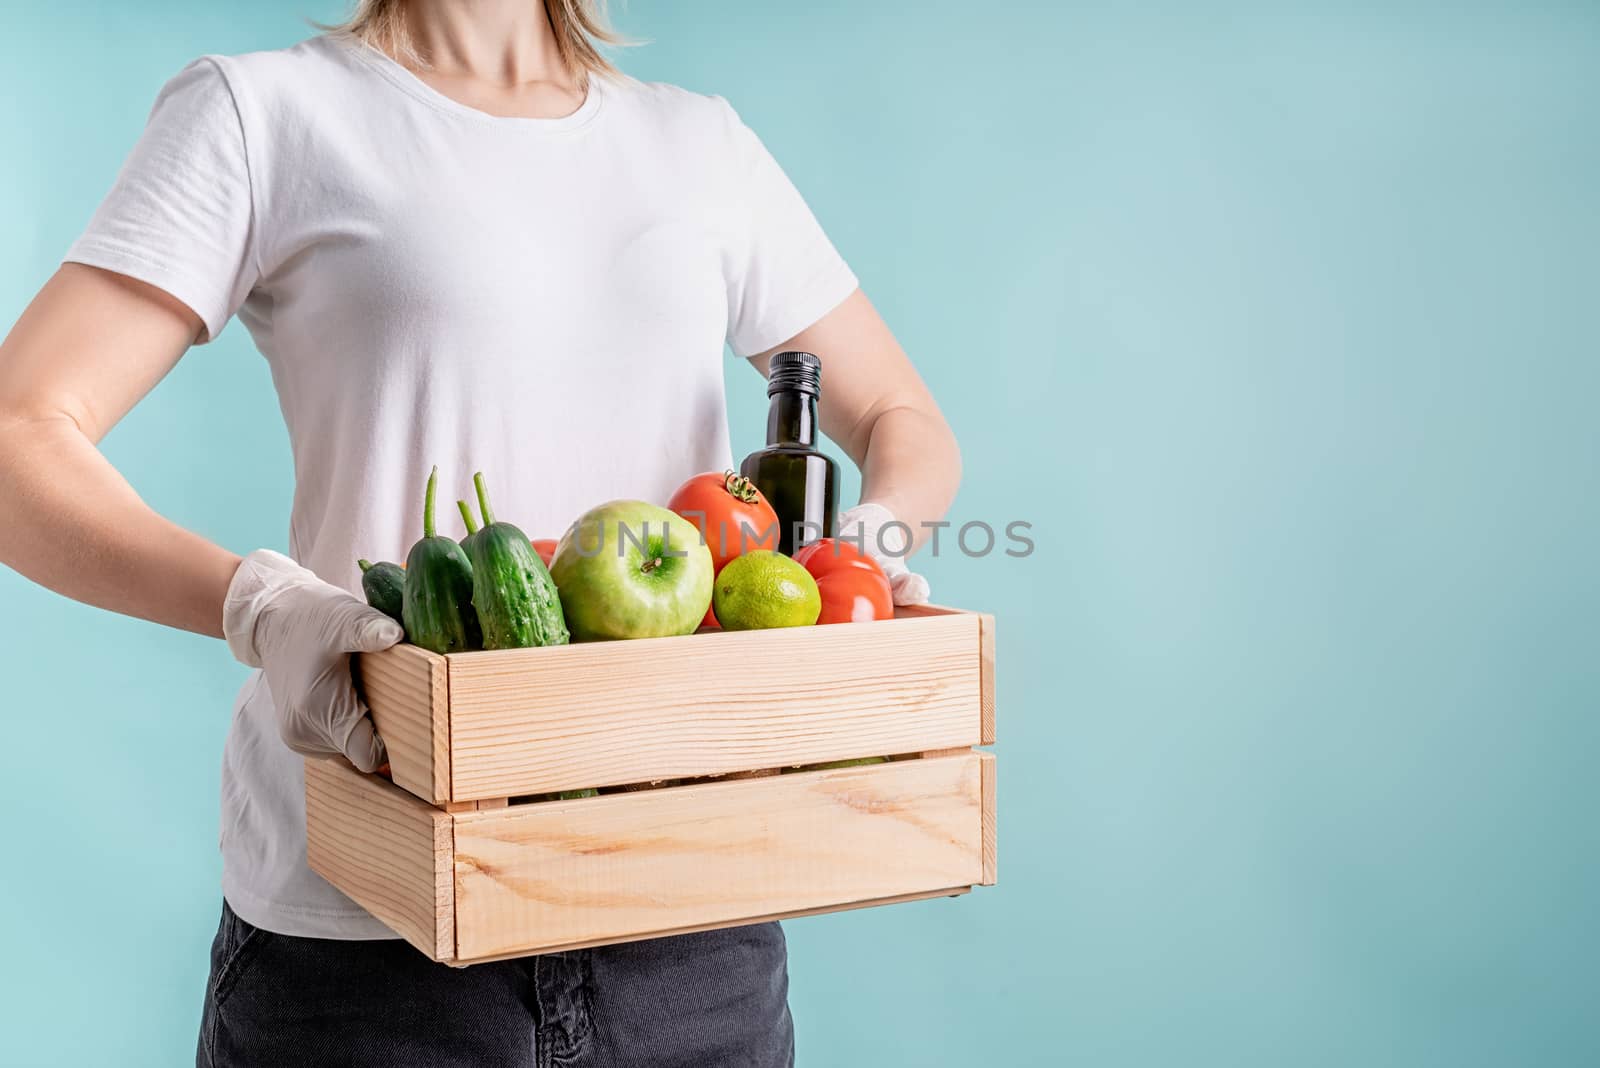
65, 58, 257, 344
719, 100, 859, 359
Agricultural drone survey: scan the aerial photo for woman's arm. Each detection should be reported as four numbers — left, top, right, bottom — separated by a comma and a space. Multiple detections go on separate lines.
0, 263, 241, 636
752, 289, 961, 553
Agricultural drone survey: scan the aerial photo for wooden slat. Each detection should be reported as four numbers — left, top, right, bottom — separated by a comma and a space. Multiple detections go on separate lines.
305, 759, 454, 961
450, 886, 971, 965
361, 644, 449, 803
891, 604, 965, 619
979, 613, 996, 745
441, 798, 509, 813
978, 751, 997, 885
449, 752, 984, 960
444, 612, 984, 800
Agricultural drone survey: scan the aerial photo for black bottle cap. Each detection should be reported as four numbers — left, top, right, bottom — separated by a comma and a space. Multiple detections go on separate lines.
767, 351, 822, 398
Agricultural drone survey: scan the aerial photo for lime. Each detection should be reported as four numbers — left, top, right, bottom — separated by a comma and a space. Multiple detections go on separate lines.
713, 551, 822, 630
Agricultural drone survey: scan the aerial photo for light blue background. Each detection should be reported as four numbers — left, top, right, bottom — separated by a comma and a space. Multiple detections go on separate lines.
2, 2, 1597, 1065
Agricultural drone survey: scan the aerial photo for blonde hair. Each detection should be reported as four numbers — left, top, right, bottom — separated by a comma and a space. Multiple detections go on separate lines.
326, 0, 624, 82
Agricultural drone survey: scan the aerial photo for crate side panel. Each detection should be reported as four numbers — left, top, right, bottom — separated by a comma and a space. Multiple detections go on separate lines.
305, 759, 455, 961
979, 751, 997, 885
451, 752, 984, 960
454, 886, 971, 964
447, 613, 983, 800
360, 644, 449, 803
979, 613, 996, 745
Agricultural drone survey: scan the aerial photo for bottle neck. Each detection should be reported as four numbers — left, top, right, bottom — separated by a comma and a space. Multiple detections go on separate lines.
766, 390, 819, 447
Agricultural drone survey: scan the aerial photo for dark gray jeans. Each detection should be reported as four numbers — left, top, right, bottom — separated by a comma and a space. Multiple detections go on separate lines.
196, 902, 794, 1067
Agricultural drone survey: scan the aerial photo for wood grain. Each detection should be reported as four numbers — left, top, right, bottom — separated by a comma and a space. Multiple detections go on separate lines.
305, 758, 454, 961
444, 612, 985, 800
978, 751, 997, 885
449, 886, 971, 965
360, 644, 449, 803
979, 613, 996, 745
449, 752, 985, 960
891, 604, 965, 619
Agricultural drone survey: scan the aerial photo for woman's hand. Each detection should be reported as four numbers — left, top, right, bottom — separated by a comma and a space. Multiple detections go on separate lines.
837, 502, 931, 606
224, 550, 402, 772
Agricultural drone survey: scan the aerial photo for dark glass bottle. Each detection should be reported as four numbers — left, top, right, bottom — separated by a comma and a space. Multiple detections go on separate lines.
741, 351, 838, 556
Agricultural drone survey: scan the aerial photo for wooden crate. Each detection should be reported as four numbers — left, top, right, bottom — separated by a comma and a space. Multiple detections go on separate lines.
307, 605, 996, 964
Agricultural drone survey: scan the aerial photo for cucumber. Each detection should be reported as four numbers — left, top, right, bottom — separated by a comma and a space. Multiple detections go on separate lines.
357, 559, 406, 629
460, 472, 569, 650
457, 498, 480, 544
402, 467, 482, 655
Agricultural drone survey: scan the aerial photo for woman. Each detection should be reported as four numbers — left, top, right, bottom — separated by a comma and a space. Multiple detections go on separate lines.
0, 1, 959, 1064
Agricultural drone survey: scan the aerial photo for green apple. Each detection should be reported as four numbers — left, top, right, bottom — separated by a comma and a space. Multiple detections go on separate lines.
550, 500, 714, 641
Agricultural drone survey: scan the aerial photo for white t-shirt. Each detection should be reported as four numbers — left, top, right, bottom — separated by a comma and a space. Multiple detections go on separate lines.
67, 35, 857, 939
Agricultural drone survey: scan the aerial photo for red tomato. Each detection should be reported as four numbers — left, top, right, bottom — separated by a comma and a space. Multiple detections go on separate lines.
794, 538, 881, 582
668, 470, 780, 629
814, 573, 894, 625
668, 472, 781, 630
668, 471, 780, 573
530, 539, 558, 567
794, 538, 894, 625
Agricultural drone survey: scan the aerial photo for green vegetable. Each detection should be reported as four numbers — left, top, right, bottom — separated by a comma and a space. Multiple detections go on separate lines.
516, 787, 599, 803
782, 756, 888, 773
402, 466, 481, 655
459, 471, 569, 650
357, 558, 407, 629
457, 499, 480, 543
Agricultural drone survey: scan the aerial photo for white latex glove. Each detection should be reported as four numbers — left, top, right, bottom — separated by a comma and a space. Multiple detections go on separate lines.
222, 549, 403, 772
837, 502, 932, 606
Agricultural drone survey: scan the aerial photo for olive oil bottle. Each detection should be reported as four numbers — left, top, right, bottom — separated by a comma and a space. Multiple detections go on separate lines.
741, 351, 838, 555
